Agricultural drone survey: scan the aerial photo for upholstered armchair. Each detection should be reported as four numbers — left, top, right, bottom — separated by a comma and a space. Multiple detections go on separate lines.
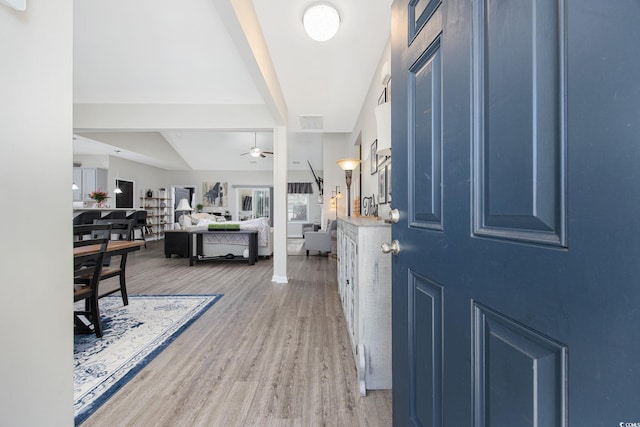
303, 220, 337, 256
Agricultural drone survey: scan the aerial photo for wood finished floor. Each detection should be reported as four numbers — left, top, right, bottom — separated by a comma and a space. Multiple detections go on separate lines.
84, 240, 393, 426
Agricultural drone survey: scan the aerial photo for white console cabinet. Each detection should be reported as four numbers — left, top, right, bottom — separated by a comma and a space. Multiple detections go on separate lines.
337, 217, 392, 395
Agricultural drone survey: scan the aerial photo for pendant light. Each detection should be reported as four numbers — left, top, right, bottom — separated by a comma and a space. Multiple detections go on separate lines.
114, 150, 123, 194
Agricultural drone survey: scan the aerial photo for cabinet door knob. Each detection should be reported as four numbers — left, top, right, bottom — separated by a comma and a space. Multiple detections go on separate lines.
388, 208, 400, 223
381, 240, 400, 255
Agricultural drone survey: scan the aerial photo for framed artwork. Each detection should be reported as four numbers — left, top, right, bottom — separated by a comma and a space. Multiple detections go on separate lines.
378, 166, 387, 204
202, 181, 228, 207
371, 139, 378, 175
386, 163, 392, 204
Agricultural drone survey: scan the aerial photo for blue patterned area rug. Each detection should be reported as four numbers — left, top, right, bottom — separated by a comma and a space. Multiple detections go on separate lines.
74, 294, 222, 425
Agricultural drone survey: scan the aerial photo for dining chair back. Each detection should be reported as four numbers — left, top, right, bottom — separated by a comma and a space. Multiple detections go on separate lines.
73, 224, 111, 337
82, 219, 135, 305
126, 210, 148, 248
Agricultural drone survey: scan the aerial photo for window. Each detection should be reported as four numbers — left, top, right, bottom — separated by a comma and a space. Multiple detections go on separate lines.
288, 194, 309, 222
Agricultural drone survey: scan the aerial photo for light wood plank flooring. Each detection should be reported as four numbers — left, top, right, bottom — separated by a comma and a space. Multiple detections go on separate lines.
84, 240, 392, 426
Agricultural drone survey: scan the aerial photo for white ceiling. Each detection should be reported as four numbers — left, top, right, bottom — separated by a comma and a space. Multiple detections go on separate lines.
73, 0, 392, 171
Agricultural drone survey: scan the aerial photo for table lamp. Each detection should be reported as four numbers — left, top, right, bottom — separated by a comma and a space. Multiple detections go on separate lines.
336, 158, 360, 217
176, 198, 193, 229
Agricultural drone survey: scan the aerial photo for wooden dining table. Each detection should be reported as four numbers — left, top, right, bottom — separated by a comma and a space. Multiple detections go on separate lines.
73, 240, 145, 257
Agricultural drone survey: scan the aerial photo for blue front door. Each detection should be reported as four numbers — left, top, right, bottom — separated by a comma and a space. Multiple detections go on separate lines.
391, 0, 640, 425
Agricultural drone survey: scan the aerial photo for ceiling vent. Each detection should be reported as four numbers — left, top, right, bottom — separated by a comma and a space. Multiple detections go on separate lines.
73, 162, 82, 167
299, 115, 324, 130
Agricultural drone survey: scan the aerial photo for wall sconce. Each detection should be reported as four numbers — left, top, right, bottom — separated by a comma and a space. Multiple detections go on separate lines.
330, 186, 341, 220
336, 158, 360, 217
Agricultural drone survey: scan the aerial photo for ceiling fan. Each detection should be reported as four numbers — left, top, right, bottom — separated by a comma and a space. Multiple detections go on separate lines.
241, 133, 273, 158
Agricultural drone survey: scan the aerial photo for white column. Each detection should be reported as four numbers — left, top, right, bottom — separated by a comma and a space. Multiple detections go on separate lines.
271, 126, 288, 283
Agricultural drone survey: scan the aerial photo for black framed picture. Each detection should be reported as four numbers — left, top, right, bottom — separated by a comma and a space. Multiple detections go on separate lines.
386, 163, 392, 203
378, 165, 387, 204
371, 139, 378, 175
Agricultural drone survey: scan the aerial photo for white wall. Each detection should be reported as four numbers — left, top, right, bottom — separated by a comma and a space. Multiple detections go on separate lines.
109, 156, 169, 208
348, 39, 392, 220
0, 2, 74, 426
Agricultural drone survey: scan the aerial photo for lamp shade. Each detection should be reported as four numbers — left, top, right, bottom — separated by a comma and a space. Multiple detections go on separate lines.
375, 102, 391, 156
176, 198, 193, 212
336, 158, 361, 171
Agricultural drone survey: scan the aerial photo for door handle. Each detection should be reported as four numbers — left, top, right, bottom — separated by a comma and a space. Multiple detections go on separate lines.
381, 240, 400, 255
388, 208, 400, 223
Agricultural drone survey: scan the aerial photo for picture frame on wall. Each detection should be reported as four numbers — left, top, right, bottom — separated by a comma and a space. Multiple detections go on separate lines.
378, 165, 387, 204
386, 163, 392, 203
371, 139, 378, 175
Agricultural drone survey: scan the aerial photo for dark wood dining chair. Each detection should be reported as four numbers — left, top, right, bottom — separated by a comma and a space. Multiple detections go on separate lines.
102, 211, 129, 239
76, 219, 135, 306
73, 211, 103, 240
127, 210, 148, 248
73, 224, 111, 338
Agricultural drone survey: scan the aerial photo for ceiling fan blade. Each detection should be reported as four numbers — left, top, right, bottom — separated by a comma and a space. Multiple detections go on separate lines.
260, 153, 266, 158
240, 152, 249, 156
262, 151, 274, 155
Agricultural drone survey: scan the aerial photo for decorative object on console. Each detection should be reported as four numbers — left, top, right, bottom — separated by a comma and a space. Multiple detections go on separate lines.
336, 158, 361, 217
361, 194, 377, 217
176, 198, 193, 229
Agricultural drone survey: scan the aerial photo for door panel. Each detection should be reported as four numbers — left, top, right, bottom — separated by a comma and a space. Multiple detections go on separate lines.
409, 0, 441, 41
391, 0, 640, 425
472, 0, 566, 246
473, 303, 567, 427
408, 271, 443, 426
410, 37, 443, 229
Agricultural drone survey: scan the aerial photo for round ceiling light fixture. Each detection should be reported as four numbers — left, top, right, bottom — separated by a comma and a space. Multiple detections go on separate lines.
303, 2, 340, 42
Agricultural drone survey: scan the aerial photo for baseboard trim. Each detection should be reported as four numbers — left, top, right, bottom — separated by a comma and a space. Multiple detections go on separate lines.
271, 275, 289, 284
